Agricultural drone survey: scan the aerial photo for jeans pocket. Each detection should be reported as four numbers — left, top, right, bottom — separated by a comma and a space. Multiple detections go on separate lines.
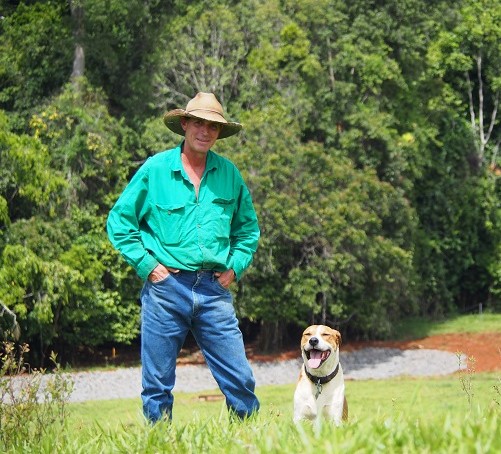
150, 272, 172, 285
214, 277, 230, 293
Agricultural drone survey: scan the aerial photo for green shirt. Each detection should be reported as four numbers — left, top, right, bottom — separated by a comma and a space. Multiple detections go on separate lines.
106, 144, 260, 281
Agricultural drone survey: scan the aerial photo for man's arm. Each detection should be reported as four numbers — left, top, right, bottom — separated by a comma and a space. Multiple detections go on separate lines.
227, 180, 260, 280
106, 161, 159, 281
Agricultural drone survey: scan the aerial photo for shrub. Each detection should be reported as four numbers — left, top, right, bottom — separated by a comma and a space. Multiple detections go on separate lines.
0, 342, 73, 450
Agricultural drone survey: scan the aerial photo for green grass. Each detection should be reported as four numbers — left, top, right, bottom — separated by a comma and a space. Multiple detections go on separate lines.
58, 313, 501, 452
27, 373, 497, 453
44, 404, 501, 454
67, 373, 500, 430
392, 312, 501, 340
4, 313, 501, 452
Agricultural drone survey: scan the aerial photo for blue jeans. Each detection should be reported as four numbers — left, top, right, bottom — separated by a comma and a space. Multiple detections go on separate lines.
140, 270, 259, 422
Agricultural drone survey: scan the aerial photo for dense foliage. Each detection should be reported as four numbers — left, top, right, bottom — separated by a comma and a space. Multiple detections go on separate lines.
0, 0, 499, 362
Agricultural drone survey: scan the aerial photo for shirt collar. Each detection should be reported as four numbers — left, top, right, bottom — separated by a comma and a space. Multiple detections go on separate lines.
173, 141, 218, 173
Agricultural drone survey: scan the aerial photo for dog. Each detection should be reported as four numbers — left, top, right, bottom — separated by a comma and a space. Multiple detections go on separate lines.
293, 325, 348, 425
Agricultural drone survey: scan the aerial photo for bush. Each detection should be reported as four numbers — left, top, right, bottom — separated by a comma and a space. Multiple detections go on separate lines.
0, 342, 73, 450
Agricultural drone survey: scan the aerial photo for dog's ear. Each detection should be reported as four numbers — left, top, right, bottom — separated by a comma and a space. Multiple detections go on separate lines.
335, 330, 342, 346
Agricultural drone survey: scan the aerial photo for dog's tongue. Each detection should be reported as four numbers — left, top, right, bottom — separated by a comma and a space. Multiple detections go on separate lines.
308, 350, 323, 369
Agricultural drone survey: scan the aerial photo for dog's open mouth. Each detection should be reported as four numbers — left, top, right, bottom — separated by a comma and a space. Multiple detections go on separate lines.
306, 348, 331, 369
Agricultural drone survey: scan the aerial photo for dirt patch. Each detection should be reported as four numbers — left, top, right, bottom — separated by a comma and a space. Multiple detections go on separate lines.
343, 332, 501, 373
246, 332, 501, 373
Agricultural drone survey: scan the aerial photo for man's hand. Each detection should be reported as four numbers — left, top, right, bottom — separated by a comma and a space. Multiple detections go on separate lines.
148, 264, 179, 283
214, 269, 236, 288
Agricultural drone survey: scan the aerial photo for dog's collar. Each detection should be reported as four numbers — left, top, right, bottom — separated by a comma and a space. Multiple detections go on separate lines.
305, 363, 339, 385
305, 364, 340, 399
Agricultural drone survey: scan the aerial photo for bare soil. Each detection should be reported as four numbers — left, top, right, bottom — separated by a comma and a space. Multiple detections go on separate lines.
344, 332, 501, 373
245, 332, 501, 373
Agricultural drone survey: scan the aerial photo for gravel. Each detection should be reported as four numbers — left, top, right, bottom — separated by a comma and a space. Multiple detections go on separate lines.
60, 347, 465, 403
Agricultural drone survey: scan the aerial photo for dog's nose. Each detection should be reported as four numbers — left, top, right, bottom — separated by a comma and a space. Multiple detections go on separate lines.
309, 337, 319, 347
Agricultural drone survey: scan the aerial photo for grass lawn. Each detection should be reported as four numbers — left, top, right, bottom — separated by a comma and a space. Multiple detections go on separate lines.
68, 372, 500, 430
392, 312, 501, 340
57, 372, 500, 453
67, 312, 501, 432
3, 313, 500, 452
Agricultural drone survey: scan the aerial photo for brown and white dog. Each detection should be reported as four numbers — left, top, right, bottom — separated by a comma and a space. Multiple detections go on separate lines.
293, 325, 348, 425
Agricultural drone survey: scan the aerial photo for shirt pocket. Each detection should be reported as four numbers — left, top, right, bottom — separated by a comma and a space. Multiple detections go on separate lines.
211, 197, 235, 239
153, 202, 186, 245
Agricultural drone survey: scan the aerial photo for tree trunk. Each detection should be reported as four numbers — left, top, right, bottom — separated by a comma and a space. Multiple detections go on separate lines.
70, 1, 85, 80
256, 320, 285, 353
72, 45, 85, 79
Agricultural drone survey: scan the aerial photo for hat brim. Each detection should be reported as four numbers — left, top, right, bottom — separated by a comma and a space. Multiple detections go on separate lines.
163, 109, 242, 139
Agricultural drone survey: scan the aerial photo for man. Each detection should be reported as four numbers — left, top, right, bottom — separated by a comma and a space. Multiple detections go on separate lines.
107, 92, 260, 422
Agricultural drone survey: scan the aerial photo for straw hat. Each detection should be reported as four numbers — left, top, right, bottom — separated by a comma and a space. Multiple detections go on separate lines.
163, 92, 242, 139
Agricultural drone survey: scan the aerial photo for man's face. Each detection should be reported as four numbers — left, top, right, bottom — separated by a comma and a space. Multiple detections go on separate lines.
181, 117, 221, 155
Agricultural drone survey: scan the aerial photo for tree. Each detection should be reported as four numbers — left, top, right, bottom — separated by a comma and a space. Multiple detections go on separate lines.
428, 0, 501, 168
28, 78, 135, 213
419, 0, 501, 310
0, 80, 140, 366
81, 0, 177, 122
218, 99, 417, 348
0, 111, 67, 222
151, 1, 249, 112
0, 214, 141, 365
70, 0, 85, 80
0, 2, 73, 115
